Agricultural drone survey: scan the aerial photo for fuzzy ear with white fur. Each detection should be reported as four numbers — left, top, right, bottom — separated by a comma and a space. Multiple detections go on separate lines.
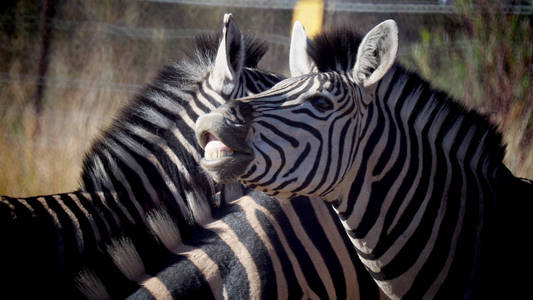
289, 21, 316, 77
210, 13, 245, 95
353, 19, 398, 88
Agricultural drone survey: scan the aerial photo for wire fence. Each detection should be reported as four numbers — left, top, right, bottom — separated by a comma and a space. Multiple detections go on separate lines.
141, 0, 533, 14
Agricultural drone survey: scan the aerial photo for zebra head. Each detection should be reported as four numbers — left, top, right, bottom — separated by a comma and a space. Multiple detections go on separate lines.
196, 20, 399, 199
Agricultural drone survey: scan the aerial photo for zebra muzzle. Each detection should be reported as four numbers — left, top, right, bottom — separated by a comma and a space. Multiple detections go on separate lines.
195, 112, 254, 183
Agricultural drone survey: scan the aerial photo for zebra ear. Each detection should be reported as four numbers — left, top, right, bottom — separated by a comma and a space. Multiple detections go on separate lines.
210, 13, 245, 95
289, 21, 316, 77
353, 19, 398, 88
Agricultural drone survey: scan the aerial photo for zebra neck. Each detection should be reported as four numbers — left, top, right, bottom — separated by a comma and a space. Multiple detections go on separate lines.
333, 66, 508, 298
80, 76, 222, 229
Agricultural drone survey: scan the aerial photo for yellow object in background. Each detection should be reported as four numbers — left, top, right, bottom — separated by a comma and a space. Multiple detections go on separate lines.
291, 0, 324, 37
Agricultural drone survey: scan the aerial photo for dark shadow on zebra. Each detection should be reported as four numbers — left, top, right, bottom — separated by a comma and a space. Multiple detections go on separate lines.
1, 14, 383, 299
196, 19, 533, 299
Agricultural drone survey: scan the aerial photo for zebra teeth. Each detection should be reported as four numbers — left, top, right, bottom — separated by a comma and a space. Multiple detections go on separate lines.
204, 149, 234, 161
204, 134, 235, 161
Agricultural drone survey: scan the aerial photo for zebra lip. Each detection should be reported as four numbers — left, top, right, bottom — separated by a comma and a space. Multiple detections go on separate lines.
198, 132, 253, 181
199, 138, 253, 183
198, 131, 252, 155
200, 151, 252, 168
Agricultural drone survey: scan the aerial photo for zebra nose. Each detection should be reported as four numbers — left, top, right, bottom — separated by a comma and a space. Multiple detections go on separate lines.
195, 108, 251, 153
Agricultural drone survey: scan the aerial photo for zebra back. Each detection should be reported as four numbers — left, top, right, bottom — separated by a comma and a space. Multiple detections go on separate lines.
127, 189, 384, 299
1, 191, 151, 298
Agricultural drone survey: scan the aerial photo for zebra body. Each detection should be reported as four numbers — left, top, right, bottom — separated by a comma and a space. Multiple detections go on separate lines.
1, 191, 151, 298
129, 189, 383, 299
1, 189, 383, 299
196, 20, 533, 299
2, 15, 382, 299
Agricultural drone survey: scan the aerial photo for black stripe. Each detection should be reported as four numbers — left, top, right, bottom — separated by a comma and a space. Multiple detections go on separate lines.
291, 196, 348, 298
215, 203, 277, 299
256, 133, 286, 187
257, 120, 300, 148
247, 142, 272, 183
310, 98, 354, 195
188, 227, 250, 299
282, 142, 310, 178
253, 194, 329, 298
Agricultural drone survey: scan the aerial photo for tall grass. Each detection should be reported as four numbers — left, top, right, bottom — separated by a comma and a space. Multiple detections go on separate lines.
0, 1, 146, 196
406, 0, 533, 178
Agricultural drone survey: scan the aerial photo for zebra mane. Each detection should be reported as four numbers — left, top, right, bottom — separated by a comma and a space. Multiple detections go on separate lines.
391, 66, 506, 162
308, 27, 506, 164
308, 27, 363, 73
157, 32, 268, 90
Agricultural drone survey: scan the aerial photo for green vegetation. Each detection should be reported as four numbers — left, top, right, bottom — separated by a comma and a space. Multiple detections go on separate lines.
406, 0, 533, 178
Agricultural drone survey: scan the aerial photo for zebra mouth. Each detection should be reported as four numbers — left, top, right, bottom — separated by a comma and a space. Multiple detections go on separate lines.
197, 132, 253, 183
195, 112, 253, 183
203, 133, 235, 161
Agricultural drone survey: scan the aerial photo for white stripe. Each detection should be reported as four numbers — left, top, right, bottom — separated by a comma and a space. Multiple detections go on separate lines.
52, 194, 85, 253
114, 130, 190, 220
203, 219, 263, 299
68, 193, 102, 246
105, 138, 160, 205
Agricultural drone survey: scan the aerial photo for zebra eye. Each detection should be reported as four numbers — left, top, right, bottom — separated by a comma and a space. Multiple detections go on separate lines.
308, 95, 333, 112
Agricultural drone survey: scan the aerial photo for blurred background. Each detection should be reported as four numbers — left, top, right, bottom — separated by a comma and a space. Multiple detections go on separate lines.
1, 0, 532, 196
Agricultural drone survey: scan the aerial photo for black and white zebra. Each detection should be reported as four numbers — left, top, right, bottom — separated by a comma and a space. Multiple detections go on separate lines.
1, 14, 279, 298
196, 20, 533, 299
2, 15, 382, 299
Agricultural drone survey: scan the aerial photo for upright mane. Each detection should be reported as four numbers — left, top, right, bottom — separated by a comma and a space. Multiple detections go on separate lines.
157, 32, 268, 90
308, 28, 363, 73
308, 27, 506, 164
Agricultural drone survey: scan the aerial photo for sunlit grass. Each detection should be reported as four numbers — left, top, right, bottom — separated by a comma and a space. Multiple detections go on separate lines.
0, 0, 143, 196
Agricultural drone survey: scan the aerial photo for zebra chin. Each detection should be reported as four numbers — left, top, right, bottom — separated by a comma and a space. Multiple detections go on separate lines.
200, 154, 254, 183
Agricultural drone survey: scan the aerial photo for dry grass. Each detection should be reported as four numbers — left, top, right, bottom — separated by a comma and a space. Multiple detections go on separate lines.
0, 0, 145, 196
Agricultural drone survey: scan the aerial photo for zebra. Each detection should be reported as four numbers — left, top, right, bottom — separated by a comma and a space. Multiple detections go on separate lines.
195, 20, 533, 299
1, 14, 278, 298
1, 14, 382, 299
